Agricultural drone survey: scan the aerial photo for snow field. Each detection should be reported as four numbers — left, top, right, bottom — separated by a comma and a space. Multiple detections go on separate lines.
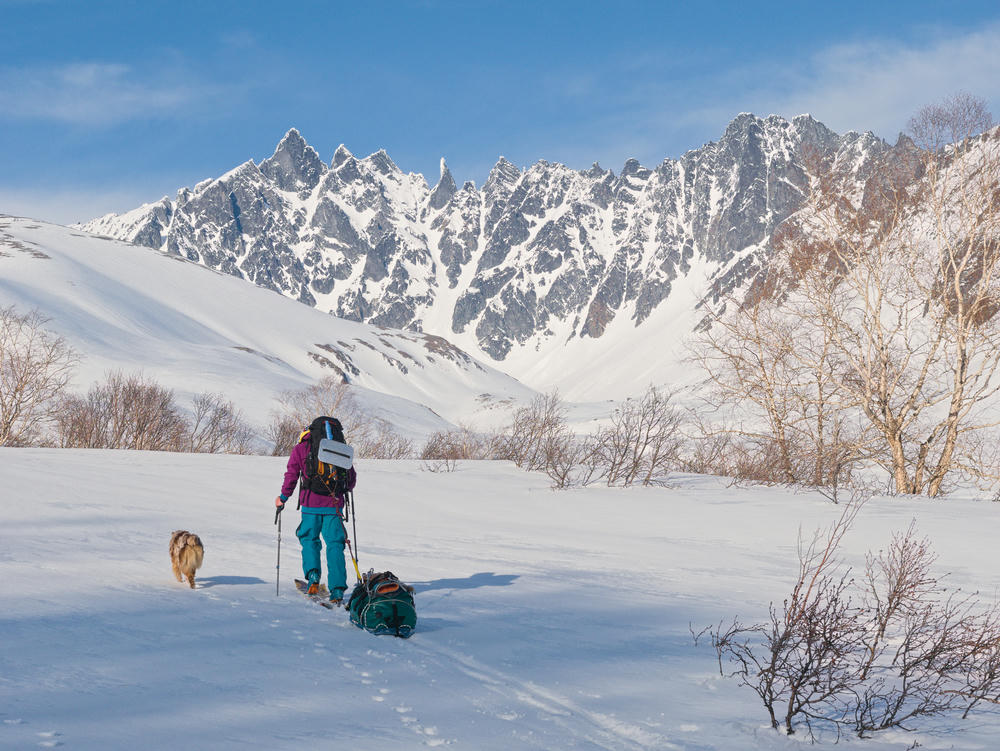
2, 449, 1000, 749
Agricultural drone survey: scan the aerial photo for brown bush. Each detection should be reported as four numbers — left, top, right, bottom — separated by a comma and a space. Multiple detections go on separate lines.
57, 370, 187, 450
703, 503, 1000, 739
188, 392, 257, 454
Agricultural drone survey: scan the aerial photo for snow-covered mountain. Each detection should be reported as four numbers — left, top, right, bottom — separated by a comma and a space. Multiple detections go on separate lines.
0, 216, 536, 436
80, 114, 900, 399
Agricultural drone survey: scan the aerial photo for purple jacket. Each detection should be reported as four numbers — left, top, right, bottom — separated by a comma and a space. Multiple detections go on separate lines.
280, 436, 357, 511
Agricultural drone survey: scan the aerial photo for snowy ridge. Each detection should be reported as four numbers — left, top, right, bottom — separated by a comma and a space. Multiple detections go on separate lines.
0, 216, 536, 435
78, 113, 897, 398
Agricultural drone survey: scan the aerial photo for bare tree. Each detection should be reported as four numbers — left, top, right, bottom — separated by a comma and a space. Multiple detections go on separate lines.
907, 91, 993, 153
696, 94, 1000, 496
421, 425, 494, 471
794, 95, 1000, 495
188, 392, 257, 454
271, 375, 356, 430
590, 386, 683, 486
0, 306, 78, 446
693, 273, 870, 490
57, 370, 187, 450
265, 413, 301, 456
495, 391, 573, 472
351, 416, 413, 460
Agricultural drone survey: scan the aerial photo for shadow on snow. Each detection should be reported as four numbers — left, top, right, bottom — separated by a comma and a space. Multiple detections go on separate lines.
411, 572, 518, 594
197, 575, 267, 588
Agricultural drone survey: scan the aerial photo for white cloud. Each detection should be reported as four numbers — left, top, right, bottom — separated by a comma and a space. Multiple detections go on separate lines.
0, 62, 203, 125
695, 22, 1000, 142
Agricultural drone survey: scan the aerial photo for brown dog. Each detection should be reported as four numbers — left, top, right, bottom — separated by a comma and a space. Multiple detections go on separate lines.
169, 530, 204, 588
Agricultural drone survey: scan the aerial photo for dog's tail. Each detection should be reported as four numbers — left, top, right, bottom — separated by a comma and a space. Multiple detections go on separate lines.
180, 538, 205, 573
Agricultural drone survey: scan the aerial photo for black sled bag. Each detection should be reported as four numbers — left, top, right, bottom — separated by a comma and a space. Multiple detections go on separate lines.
347, 571, 416, 638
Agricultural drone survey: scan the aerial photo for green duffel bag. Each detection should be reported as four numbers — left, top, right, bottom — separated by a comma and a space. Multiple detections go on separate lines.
347, 571, 416, 638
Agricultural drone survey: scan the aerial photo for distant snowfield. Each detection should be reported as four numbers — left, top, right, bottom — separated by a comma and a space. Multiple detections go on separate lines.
0, 216, 536, 439
3, 449, 1000, 750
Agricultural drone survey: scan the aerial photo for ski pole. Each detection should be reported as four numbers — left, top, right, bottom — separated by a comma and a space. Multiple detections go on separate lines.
345, 538, 362, 582
274, 503, 284, 596
350, 490, 361, 581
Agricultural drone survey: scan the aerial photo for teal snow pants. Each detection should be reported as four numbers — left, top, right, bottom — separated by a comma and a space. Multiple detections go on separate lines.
296, 511, 347, 598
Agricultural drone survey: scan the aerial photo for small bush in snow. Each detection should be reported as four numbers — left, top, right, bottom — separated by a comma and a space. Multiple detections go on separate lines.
700, 501, 1000, 739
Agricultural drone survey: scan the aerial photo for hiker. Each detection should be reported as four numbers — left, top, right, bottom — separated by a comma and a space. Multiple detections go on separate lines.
274, 416, 357, 603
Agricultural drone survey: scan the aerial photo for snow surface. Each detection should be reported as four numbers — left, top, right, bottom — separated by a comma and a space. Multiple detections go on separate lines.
0, 217, 536, 439
3, 448, 1000, 750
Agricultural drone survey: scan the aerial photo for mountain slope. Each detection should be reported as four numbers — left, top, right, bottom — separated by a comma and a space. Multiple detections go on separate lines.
0, 216, 536, 435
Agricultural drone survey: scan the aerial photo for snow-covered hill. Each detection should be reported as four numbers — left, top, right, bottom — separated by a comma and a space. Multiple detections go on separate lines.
0, 216, 536, 436
3, 449, 999, 749
80, 115, 899, 400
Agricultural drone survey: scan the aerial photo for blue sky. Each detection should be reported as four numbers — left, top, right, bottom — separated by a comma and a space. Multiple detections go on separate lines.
2, 0, 999, 224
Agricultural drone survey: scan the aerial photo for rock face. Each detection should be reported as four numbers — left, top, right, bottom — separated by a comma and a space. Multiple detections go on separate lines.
81, 114, 894, 362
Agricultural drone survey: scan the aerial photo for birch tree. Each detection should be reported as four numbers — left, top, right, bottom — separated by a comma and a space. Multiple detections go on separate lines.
0, 306, 78, 446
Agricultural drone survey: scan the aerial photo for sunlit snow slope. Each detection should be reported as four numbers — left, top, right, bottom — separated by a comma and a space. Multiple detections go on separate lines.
3, 450, 1000, 750
0, 216, 536, 435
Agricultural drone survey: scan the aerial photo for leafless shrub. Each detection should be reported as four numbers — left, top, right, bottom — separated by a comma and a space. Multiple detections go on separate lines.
352, 416, 413, 460
420, 425, 494, 472
188, 392, 257, 454
271, 375, 356, 431
681, 431, 813, 487
268, 375, 412, 459
680, 431, 739, 477
590, 386, 683, 486
421, 425, 492, 460
0, 306, 78, 446
265, 413, 301, 457
57, 370, 188, 450
702, 503, 1000, 739
495, 391, 573, 472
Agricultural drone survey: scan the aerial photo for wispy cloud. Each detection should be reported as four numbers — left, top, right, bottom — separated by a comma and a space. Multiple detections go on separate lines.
0, 62, 205, 125
533, 21, 1000, 172
684, 22, 1000, 142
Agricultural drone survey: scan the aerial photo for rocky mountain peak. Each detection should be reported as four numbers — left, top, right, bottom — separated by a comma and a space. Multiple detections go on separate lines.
332, 144, 354, 168
483, 157, 521, 199
428, 158, 458, 210
81, 112, 890, 372
365, 149, 400, 175
259, 129, 326, 193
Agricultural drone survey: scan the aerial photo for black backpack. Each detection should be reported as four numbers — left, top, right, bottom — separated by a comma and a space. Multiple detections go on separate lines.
303, 416, 349, 497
